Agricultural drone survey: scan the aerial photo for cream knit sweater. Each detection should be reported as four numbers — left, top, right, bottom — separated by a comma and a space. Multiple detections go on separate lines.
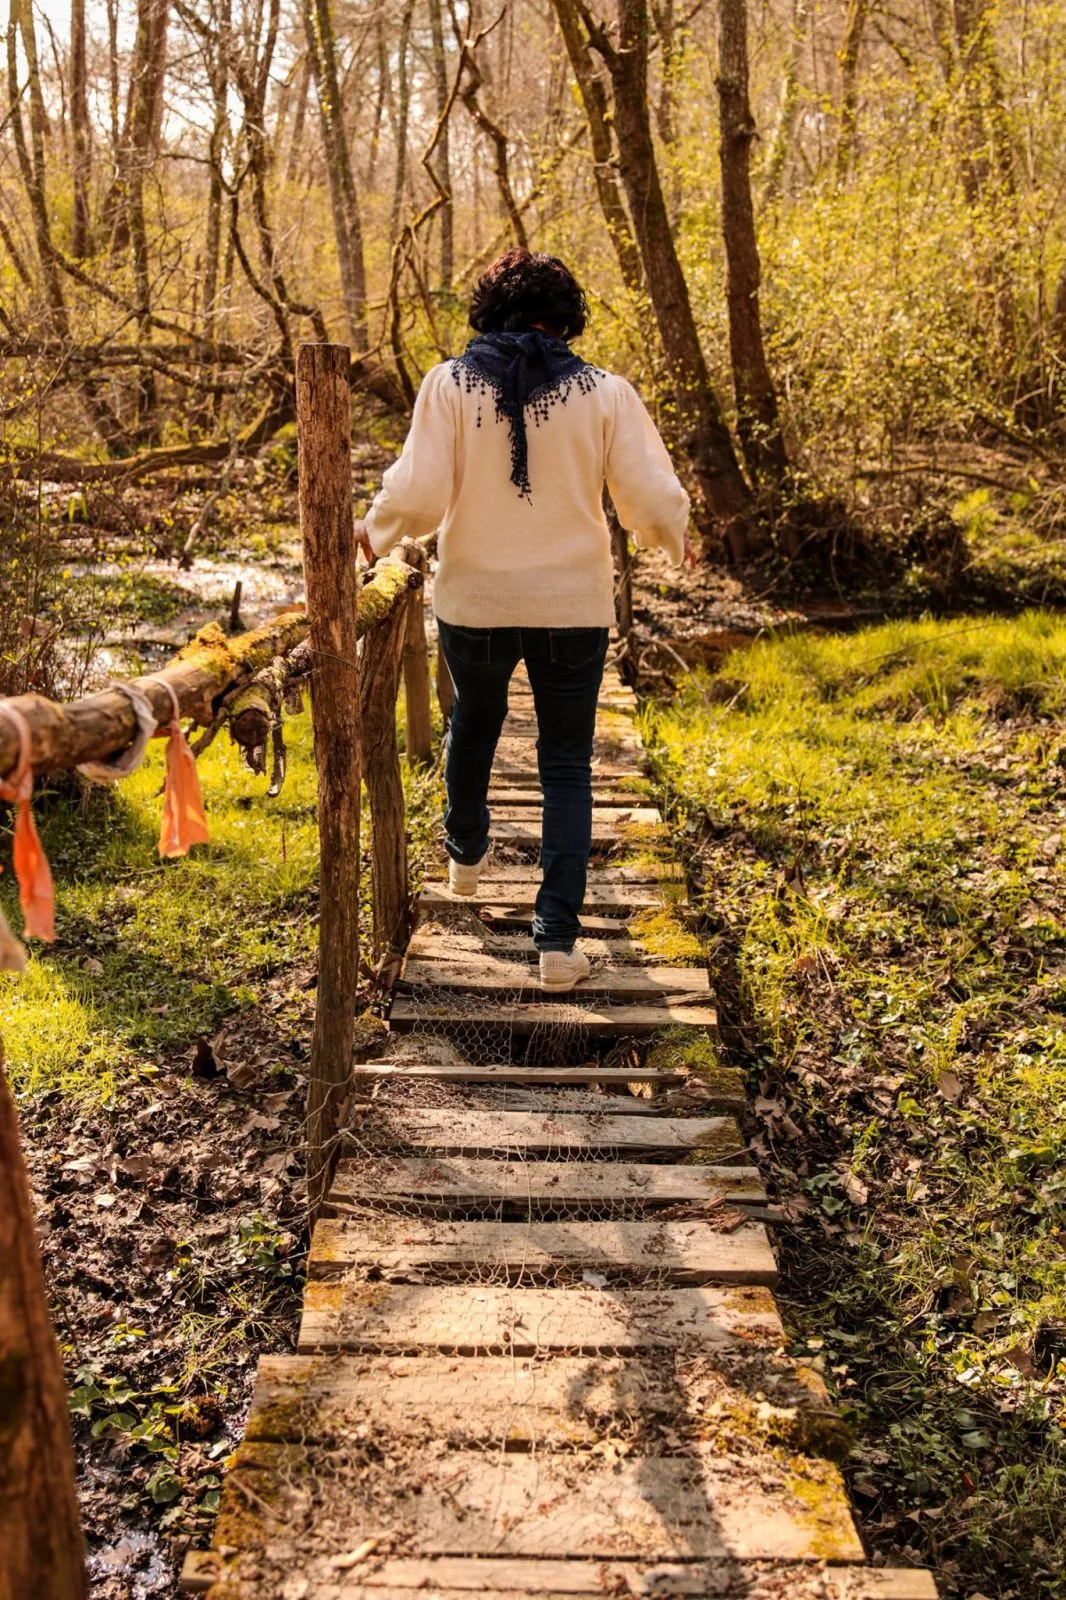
365, 359, 690, 629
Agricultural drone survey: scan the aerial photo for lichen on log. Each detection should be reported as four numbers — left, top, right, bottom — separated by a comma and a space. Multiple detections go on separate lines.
357, 560, 422, 633
225, 566, 420, 756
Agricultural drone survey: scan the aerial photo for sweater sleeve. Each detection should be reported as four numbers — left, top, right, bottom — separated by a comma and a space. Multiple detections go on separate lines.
365, 363, 457, 555
604, 377, 690, 564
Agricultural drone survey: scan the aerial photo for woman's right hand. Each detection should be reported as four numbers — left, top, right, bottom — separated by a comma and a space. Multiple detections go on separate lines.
354, 519, 375, 564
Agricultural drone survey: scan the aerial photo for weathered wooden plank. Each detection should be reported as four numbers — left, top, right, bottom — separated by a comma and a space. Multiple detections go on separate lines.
351, 1061, 685, 1084
389, 997, 719, 1035
346, 1107, 742, 1157
495, 738, 643, 771
500, 715, 642, 741
327, 1156, 766, 1210
213, 1445, 861, 1562
423, 863, 682, 883
495, 821, 663, 849
245, 1353, 683, 1446
297, 1282, 784, 1354
399, 957, 709, 1000
420, 885, 666, 913
351, 1093, 690, 1120
488, 787, 647, 806
352, 1566, 936, 1600
493, 762, 643, 785
349, 1059, 746, 1112
308, 1216, 778, 1285
475, 908, 653, 935
491, 805, 660, 824
181, 1554, 937, 1598
350, 1566, 935, 1600
356, 1090, 717, 1119
405, 931, 678, 964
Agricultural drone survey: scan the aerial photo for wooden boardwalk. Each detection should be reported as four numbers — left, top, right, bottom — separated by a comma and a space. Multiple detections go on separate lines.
183, 665, 936, 1600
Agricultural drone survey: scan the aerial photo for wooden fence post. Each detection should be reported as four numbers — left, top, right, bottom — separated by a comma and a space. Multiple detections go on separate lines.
436, 640, 455, 729
361, 581, 417, 962
297, 343, 360, 1216
0, 1041, 87, 1600
609, 509, 634, 641
398, 540, 432, 765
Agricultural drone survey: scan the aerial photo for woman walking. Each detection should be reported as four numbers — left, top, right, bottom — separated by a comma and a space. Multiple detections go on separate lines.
358, 249, 691, 993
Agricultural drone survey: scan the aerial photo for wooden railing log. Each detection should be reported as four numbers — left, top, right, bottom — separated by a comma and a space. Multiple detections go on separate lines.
0, 1040, 87, 1600
0, 613, 309, 781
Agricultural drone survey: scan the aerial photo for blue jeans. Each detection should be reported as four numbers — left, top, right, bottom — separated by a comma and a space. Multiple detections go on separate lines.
437, 622, 610, 953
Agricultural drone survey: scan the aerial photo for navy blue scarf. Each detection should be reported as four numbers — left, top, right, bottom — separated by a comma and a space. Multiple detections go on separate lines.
451, 330, 600, 500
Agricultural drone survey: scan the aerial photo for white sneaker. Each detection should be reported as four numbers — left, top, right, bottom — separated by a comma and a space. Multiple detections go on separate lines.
449, 852, 487, 896
539, 948, 591, 993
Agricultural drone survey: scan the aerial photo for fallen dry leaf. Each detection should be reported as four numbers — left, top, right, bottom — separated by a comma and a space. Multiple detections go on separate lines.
330, 1537, 380, 1570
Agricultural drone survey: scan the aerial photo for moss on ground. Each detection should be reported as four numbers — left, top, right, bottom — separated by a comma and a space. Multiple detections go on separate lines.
629, 907, 704, 965
649, 611, 1066, 1596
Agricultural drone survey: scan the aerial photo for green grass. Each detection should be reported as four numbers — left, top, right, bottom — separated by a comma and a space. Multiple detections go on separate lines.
1, 701, 444, 1098
1, 715, 322, 1096
647, 612, 1066, 1596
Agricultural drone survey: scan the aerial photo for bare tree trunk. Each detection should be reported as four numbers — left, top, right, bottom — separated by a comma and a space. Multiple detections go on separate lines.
718, 0, 789, 489
70, 0, 92, 257
0, 1041, 87, 1600
285, 52, 311, 184
951, 0, 1018, 358
584, 0, 756, 558
368, 9, 394, 194
762, 0, 809, 204
390, 0, 416, 245
106, 0, 121, 162
202, 0, 231, 329
302, 0, 369, 352
7, 0, 67, 328
6, 0, 124, 445
952, 0, 1016, 207
126, 0, 168, 434
650, 0, 678, 146
459, 39, 528, 250
297, 343, 360, 1216
427, 0, 453, 287
549, 0, 644, 300
834, 0, 869, 182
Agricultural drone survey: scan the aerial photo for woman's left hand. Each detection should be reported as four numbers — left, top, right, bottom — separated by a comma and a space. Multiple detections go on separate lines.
354, 519, 375, 564
683, 533, 699, 568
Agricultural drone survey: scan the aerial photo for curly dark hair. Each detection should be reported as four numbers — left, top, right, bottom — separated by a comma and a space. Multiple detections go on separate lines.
468, 247, 588, 340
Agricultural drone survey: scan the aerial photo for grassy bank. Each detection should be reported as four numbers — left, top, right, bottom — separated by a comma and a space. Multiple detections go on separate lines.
648, 612, 1066, 1598
1, 708, 441, 1097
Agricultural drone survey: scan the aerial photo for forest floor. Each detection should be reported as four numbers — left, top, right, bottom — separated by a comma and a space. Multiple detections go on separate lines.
4, 466, 1066, 1597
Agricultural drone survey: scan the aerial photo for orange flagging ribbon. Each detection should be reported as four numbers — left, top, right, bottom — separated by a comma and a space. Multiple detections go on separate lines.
149, 678, 210, 859
0, 703, 56, 942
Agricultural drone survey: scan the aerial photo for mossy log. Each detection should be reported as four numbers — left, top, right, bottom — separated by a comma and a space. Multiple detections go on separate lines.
227, 642, 313, 752
225, 565, 421, 754
0, 611, 310, 781
0, 1041, 87, 1599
